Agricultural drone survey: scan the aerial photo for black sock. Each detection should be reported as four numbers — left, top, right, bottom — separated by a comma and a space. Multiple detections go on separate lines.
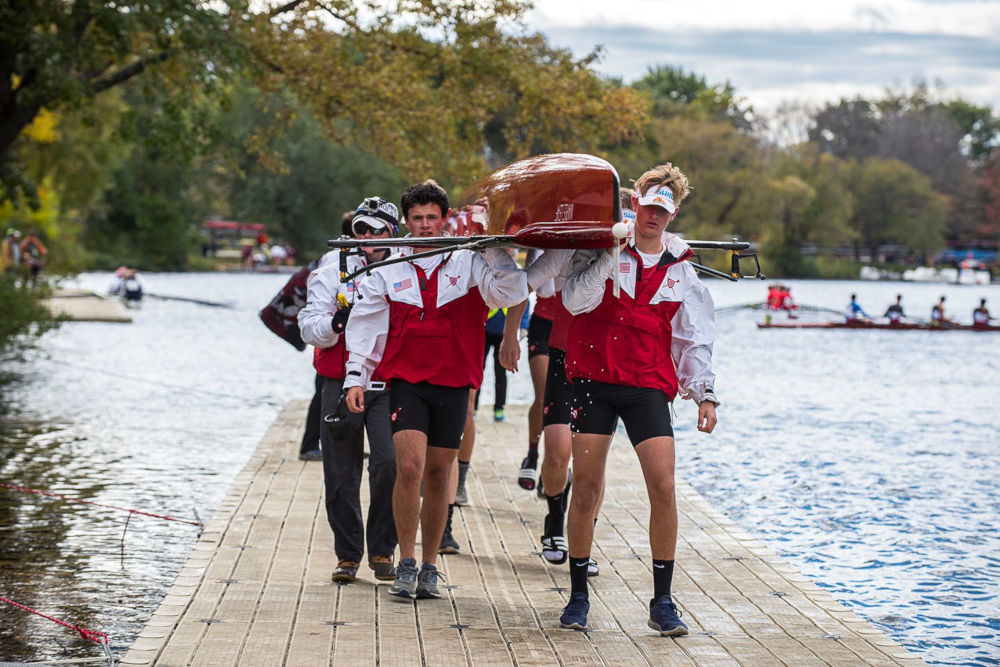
457, 460, 470, 488
545, 492, 565, 534
653, 559, 674, 600
445, 504, 455, 533
569, 556, 590, 595
526, 441, 539, 465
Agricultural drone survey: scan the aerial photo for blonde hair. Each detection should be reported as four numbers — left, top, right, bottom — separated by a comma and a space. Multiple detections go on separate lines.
633, 163, 691, 204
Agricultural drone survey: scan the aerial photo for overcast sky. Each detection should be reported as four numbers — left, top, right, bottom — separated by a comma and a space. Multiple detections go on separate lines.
525, 0, 1000, 114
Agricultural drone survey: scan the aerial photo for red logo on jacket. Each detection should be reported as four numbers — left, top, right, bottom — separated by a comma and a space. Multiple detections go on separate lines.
445, 273, 460, 287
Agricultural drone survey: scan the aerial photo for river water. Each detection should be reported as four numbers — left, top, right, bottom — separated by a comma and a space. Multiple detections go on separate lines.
0, 272, 997, 665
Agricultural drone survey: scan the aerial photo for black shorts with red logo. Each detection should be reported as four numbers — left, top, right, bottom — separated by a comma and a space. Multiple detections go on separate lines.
570, 379, 673, 445
527, 314, 553, 359
389, 380, 469, 449
541, 348, 573, 427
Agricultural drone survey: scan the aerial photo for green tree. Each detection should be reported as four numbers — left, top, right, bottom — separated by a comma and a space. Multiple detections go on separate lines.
762, 149, 855, 276
255, 1, 647, 187
632, 65, 753, 129
850, 158, 948, 260
0, 273, 53, 355
222, 85, 408, 255
0, 0, 251, 204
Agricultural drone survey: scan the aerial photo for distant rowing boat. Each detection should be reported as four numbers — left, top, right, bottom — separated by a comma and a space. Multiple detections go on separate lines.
757, 320, 1000, 331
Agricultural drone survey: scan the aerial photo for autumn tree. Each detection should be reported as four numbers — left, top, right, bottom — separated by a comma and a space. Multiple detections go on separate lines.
253, 1, 647, 187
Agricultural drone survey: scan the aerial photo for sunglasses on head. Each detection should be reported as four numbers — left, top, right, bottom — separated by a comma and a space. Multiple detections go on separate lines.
355, 223, 387, 235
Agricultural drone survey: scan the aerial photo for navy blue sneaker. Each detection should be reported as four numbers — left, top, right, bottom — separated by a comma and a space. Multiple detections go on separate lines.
389, 558, 418, 598
648, 594, 688, 636
416, 563, 444, 599
559, 591, 590, 630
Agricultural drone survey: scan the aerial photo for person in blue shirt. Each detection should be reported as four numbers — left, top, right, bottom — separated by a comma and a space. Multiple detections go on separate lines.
847, 293, 871, 323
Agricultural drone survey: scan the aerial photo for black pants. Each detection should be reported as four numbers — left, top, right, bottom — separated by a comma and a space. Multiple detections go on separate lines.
300, 373, 322, 454
474, 332, 507, 411
320, 377, 397, 561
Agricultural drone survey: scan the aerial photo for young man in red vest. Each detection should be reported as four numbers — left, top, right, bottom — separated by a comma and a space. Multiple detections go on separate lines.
344, 181, 527, 599
298, 197, 402, 583
557, 163, 720, 636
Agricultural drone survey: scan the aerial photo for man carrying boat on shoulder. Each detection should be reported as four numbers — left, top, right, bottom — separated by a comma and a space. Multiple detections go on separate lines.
298, 197, 402, 584
343, 181, 528, 600
556, 162, 720, 637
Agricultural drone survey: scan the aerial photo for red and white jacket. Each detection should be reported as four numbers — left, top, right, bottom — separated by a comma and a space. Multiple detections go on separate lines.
562, 234, 718, 403
343, 247, 528, 390
298, 249, 383, 383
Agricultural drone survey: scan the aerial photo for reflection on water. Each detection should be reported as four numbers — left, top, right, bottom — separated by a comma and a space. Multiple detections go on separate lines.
1, 273, 998, 664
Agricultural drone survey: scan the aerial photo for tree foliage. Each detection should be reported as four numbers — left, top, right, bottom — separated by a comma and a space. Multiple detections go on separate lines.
250, 1, 647, 187
632, 65, 753, 130
0, 0, 249, 204
850, 158, 948, 259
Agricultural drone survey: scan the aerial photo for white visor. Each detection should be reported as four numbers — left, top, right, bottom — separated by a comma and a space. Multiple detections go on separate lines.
352, 215, 389, 233
636, 186, 676, 214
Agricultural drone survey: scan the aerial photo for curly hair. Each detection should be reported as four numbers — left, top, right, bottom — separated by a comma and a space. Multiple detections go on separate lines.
633, 163, 691, 205
400, 180, 449, 219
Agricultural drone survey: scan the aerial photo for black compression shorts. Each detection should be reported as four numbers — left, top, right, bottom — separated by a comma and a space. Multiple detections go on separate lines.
527, 314, 552, 359
542, 348, 572, 427
389, 380, 469, 449
570, 379, 673, 445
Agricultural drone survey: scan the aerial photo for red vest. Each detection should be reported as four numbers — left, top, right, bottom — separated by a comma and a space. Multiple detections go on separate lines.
379, 261, 488, 389
565, 248, 688, 398
548, 294, 573, 351
534, 294, 557, 321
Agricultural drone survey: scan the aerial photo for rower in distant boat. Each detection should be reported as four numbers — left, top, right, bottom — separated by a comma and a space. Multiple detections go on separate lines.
930, 296, 957, 327
846, 293, 871, 323
883, 294, 905, 326
972, 298, 992, 330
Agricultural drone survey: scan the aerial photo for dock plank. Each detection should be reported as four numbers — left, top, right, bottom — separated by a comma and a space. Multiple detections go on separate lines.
124, 401, 925, 666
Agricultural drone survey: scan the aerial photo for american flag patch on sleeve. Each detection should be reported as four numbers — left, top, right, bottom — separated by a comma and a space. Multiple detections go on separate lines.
393, 278, 412, 292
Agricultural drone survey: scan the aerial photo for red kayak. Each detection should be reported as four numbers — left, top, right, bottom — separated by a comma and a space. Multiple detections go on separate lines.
758, 321, 1000, 331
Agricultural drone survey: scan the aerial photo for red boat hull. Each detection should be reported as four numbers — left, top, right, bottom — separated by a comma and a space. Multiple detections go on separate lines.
458, 153, 620, 248
758, 321, 1000, 331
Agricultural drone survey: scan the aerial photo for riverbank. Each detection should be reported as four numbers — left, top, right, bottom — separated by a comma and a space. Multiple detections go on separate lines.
124, 402, 923, 666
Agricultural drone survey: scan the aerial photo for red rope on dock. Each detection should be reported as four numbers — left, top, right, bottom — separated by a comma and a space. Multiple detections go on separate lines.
0, 595, 108, 645
0, 482, 203, 527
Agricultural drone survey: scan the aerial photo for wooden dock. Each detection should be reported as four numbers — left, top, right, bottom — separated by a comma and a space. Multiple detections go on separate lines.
44, 288, 132, 323
122, 401, 924, 666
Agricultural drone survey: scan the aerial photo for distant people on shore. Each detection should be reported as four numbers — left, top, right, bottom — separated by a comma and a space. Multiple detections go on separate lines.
884, 294, 905, 325
2, 228, 47, 288
18, 230, 47, 289
972, 299, 991, 329
2, 228, 22, 275
846, 293, 871, 323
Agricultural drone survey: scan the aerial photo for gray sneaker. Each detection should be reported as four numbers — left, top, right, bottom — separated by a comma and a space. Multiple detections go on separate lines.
454, 484, 468, 506
416, 563, 444, 599
389, 558, 418, 598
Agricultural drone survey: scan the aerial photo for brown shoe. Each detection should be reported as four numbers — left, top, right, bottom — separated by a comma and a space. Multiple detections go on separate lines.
368, 555, 395, 581
332, 560, 359, 582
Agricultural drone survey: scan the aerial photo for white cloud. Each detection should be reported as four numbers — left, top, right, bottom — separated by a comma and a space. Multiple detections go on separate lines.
528, 0, 1000, 38
526, 0, 1000, 113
